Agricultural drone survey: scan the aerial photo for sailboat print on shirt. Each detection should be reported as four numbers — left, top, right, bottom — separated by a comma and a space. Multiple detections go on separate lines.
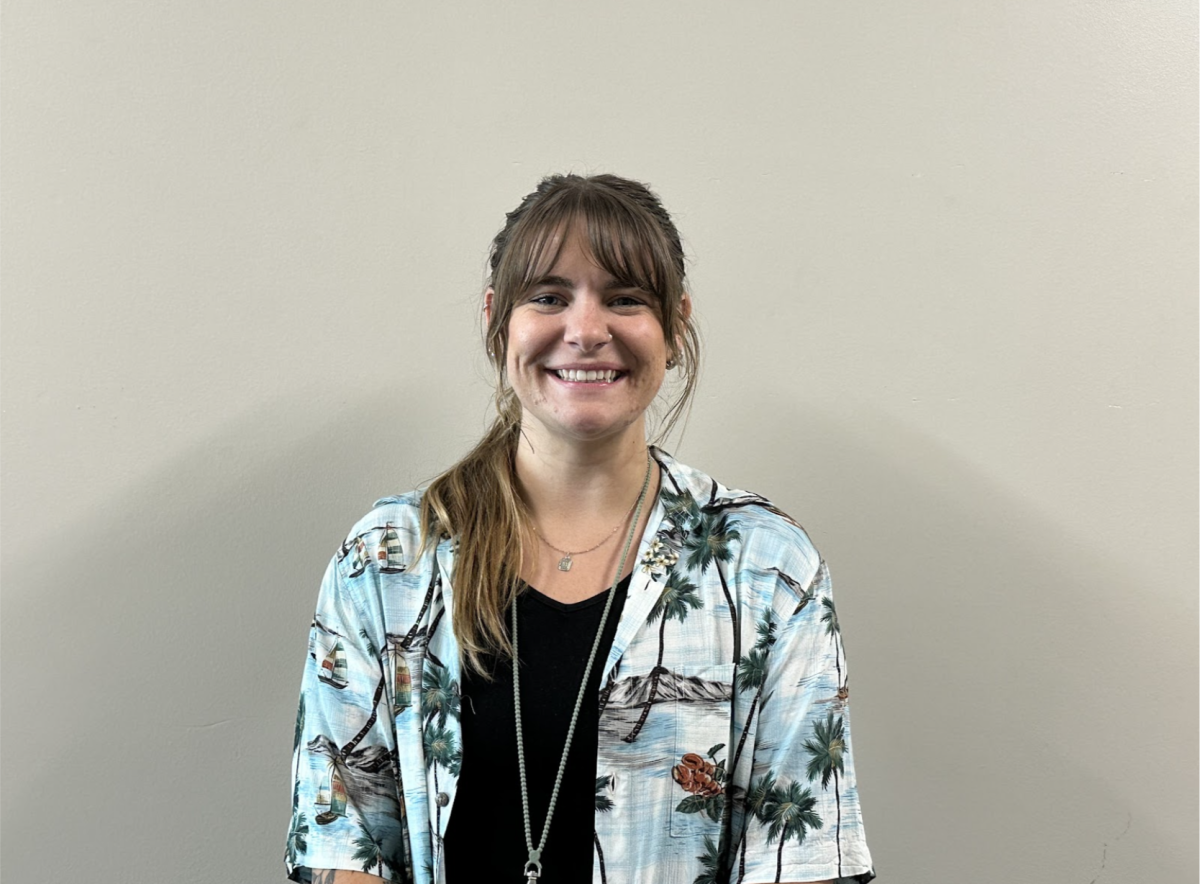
318, 639, 349, 690
348, 536, 369, 578
377, 525, 406, 574
392, 650, 412, 715
314, 763, 348, 825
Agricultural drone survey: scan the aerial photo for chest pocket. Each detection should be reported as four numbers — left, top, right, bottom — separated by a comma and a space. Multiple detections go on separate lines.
668, 662, 736, 839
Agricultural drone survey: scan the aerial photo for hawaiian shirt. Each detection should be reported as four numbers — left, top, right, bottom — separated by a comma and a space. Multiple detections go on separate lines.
286, 449, 875, 884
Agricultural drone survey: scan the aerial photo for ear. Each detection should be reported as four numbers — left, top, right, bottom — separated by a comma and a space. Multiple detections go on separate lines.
484, 287, 495, 328
670, 292, 693, 362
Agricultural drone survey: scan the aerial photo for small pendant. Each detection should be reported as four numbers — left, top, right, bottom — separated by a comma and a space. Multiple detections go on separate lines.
557, 554, 573, 571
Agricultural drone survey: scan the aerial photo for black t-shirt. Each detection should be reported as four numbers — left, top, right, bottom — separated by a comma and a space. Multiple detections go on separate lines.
444, 573, 631, 884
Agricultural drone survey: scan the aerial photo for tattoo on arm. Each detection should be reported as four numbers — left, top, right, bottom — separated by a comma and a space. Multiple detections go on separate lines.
311, 872, 337, 884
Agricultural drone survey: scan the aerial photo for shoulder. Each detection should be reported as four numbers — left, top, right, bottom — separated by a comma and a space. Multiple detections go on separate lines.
657, 449, 822, 604
328, 489, 432, 580
356, 490, 425, 538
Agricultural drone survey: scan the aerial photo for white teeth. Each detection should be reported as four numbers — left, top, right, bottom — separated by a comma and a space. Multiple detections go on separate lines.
555, 369, 619, 382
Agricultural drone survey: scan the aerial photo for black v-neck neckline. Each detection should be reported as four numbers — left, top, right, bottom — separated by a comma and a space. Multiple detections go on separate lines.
521, 572, 634, 612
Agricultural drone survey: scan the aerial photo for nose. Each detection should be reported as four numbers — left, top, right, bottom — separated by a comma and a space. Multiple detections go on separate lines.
563, 297, 611, 351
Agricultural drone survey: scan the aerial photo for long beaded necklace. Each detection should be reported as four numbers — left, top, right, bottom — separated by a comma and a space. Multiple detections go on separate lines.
511, 451, 653, 883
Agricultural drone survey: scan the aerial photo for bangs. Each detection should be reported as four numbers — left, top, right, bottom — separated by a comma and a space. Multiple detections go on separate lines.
495, 184, 680, 303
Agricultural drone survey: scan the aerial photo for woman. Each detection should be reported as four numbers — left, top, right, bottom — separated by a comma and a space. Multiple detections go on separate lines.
286, 174, 875, 884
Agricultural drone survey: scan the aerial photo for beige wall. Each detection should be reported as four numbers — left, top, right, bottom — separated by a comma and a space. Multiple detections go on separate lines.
2, 2, 1196, 882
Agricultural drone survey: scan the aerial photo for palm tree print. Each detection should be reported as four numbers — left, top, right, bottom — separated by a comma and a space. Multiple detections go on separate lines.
662, 486, 701, 532
721, 610, 779, 874
738, 772, 777, 883
421, 658, 460, 729
358, 627, 390, 685
684, 511, 741, 664
285, 810, 309, 866
293, 694, 306, 753
594, 774, 615, 813
754, 610, 779, 651
594, 775, 614, 884
352, 821, 386, 875
760, 778, 822, 883
692, 835, 722, 884
358, 627, 379, 660
820, 595, 842, 687
623, 571, 703, 742
423, 721, 459, 861
730, 611, 777, 772
803, 712, 846, 878
726, 648, 768, 766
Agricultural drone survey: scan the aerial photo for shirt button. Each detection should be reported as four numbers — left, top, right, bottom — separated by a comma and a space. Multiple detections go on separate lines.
436, 792, 450, 807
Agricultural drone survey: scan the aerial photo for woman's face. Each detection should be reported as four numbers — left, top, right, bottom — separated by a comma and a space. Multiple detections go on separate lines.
492, 227, 677, 450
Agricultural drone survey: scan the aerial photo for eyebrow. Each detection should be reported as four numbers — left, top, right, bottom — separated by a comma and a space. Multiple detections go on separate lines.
530, 275, 641, 292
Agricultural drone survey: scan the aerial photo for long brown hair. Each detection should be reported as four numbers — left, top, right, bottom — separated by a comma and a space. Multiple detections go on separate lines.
420, 173, 701, 674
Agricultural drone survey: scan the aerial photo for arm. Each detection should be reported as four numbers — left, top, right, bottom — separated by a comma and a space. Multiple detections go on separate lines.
287, 548, 408, 882
739, 557, 876, 884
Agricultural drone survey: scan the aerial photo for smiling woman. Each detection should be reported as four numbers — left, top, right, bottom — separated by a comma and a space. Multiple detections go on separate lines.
286, 174, 875, 884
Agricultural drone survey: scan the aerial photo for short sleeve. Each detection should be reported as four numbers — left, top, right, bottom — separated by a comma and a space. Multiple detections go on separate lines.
739, 560, 876, 884
286, 551, 412, 882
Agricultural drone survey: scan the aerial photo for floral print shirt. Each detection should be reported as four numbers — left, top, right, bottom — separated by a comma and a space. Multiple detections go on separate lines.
286, 449, 876, 884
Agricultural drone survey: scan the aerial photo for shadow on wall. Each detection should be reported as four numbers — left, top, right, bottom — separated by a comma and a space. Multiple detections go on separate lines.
0, 389, 467, 883
688, 390, 1188, 883
1, 390, 1190, 883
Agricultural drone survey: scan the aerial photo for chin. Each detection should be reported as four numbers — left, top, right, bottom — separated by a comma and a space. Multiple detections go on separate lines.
548, 416, 643, 445
561, 424, 628, 443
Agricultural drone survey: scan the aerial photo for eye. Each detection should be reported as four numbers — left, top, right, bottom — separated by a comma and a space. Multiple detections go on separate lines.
529, 293, 566, 308
610, 293, 649, 308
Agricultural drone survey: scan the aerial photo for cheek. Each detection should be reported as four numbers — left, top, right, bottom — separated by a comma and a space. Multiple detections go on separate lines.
507, 319, 553, 363
636, 328, 670, 369
504, 331, 527, 373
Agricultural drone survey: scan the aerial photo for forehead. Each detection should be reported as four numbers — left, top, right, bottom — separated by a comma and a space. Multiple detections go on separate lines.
538, 229, 625, 283
524, 219, 658, 292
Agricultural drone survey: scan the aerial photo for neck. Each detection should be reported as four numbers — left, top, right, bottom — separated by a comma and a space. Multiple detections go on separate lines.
514, 429, 651, 522
513, 426, 661, 599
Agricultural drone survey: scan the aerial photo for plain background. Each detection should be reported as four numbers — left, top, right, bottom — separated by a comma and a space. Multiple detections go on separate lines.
2, 2, 1196, 883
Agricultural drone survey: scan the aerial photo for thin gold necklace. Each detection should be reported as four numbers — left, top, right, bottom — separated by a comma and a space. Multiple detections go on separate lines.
531, 483, 642, 572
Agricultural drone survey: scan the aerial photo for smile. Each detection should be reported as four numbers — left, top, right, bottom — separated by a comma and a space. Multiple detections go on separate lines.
551, 369, 623, 383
